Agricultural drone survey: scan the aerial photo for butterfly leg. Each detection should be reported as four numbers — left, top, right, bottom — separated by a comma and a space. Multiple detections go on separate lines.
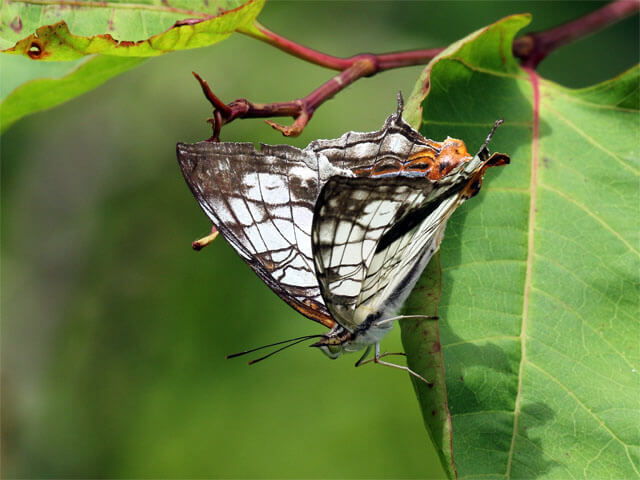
357, 352, 405, 367
373, 343, 432, 386
354, 345, 373, 367
372, 314, 438, 328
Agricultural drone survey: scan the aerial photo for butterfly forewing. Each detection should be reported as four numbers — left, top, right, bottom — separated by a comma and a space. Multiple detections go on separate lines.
177, 141, 348, 326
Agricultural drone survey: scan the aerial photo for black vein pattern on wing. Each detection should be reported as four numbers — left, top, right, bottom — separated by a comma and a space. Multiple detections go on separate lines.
375, 180, 467, 253
177, 142, 332, 324
334, 122, 394, 278
358, 183, 464, 311
312, 173, 475, 330
307, 113, 438, 173
312, 175, 435, 329
176, 114, 450, 326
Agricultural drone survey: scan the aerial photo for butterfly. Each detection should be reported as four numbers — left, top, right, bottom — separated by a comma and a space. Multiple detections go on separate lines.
177, 95, 509, 382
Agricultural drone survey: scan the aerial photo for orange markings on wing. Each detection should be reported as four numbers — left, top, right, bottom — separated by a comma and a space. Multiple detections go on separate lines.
297, 300, 336, 329
372, 159, 403, 176
352, 138, 474, 181
405, 149, 437, 176
462, 152, 511, 199
404, 138, 472, 180
429, 138, 472, 180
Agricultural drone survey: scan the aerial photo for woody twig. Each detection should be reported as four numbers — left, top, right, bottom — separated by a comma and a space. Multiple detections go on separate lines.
199, 0, 639, 141
194, 47, 442, 141
513, 0, 639, 68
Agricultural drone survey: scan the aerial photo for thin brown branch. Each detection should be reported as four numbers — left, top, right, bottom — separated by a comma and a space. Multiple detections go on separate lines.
513, 0, 640, 68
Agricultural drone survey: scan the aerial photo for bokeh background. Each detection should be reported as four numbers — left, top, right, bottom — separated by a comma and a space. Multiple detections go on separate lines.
2, 1, 638, 478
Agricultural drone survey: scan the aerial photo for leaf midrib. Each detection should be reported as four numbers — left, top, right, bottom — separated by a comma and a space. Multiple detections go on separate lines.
505, 66, 539, 478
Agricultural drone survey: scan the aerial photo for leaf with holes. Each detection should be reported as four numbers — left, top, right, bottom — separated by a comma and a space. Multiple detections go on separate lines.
0, 0, 264, 132
0, 0, 264, 59
400, 14, 639, 479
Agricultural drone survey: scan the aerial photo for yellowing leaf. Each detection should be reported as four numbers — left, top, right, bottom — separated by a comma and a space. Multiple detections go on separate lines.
1, 0, 265, 60
0, 0, 265, 131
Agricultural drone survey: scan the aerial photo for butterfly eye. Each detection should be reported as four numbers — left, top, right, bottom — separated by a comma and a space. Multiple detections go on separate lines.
317, 344, 343, 359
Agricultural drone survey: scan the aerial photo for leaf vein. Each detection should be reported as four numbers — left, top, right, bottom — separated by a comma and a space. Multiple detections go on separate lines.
443, 335, 520, 350
528, 288, 636, 382
15, 0, 213, 17
448, 56, 525, 80
533, 251, 635, 326
542, 102, 640, 176
450, 409, 514, 418
528, 361, 639, 473
539, 183, 639, 256
442, 258, 526, 272
506, 67, 539, 478
513, 433, 578, 480
541, 82, 639, 113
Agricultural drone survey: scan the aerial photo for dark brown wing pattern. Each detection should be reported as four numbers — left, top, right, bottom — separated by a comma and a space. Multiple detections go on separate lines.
311, 146, 508, 331
177, 141, 341, 327
176, 104, 491, 329
311, 175, 463, 330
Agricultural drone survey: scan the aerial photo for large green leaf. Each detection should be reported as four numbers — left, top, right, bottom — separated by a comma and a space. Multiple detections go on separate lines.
0, 0, 264, 132
402, 14, 639, 479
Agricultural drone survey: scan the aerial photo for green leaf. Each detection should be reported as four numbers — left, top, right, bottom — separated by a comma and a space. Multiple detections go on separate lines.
0, 55, 145, 133
0, 0, 264, 132
402, 14, 639, 479
400, 252, 457, 479
0, 0, 264, 59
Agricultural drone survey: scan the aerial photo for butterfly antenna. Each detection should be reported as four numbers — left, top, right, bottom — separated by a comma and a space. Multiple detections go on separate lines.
226, 334, 324, 362
396, 91, 405, 118
477, 118, 504, 156
246, 336, 319, 365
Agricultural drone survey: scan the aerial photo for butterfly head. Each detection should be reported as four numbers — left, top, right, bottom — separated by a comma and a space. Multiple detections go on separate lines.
310, 325, 351, 359
310, 319, 394, 359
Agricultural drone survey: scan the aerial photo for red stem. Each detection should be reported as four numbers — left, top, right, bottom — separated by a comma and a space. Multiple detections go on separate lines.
514, 0, 640, 68
204, 1, 639, 140
246, 22, 443, 72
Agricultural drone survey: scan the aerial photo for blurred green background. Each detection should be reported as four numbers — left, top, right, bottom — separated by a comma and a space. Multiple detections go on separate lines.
1, 1, 638, 478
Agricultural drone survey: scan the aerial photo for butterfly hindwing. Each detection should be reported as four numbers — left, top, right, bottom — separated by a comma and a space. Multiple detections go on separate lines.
311, 172, 474, 330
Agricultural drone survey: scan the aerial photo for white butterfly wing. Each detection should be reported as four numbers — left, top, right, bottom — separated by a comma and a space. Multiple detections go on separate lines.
176, 110, 439, 328
177, 141, 346, 327
311, 169, 477, 331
